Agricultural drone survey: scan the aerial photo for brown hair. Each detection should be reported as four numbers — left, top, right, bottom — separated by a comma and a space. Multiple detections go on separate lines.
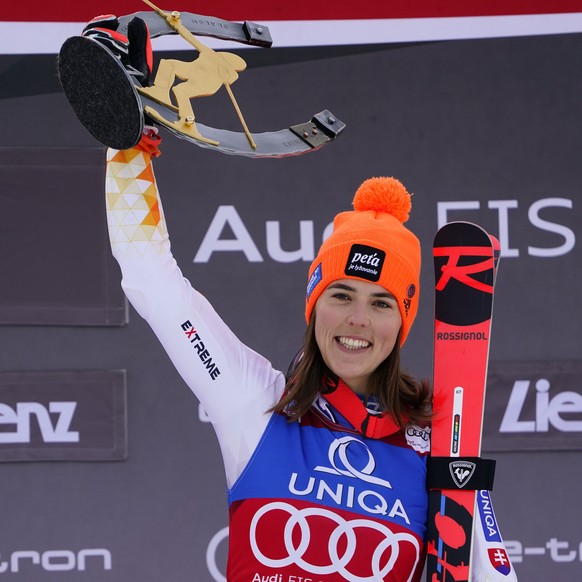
272, 315, 432, 428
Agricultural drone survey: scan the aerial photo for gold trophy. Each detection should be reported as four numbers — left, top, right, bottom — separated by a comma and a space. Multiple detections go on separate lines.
58, 1, 345, 158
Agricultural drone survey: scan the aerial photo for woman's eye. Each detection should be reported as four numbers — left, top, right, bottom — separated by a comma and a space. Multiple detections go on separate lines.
332, 292, 350, 301
374, 300, 393, 309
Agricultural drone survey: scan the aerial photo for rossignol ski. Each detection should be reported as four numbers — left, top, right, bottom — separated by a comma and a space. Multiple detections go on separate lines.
426, 222, 498, 582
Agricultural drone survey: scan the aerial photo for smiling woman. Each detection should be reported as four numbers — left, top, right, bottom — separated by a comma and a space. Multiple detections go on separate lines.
273, 177, 431, 438
106, 124, 433, 579
315, 279, 403, 394
103, 109, 516, 579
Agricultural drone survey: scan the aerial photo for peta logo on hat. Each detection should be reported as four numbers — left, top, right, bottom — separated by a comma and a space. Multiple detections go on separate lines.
344, 244, 386, 282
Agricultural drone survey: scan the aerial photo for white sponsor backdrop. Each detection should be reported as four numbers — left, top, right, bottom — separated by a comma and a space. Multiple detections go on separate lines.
0, 20, 581, 582
3, 14, 582, 55
2, 0, 582, 54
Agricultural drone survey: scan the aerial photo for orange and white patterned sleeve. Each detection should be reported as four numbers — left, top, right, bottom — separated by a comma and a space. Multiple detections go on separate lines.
106, 147, 168, 259
105, 147, 285, 487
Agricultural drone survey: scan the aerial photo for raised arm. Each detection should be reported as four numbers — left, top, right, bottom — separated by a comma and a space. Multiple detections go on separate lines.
105, 141, 284, 486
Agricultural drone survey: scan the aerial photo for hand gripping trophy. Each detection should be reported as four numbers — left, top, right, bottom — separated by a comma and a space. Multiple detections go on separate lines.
58, 0, 346, 157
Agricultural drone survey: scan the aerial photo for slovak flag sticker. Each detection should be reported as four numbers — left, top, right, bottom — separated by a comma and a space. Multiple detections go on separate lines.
488, 547, 512, 575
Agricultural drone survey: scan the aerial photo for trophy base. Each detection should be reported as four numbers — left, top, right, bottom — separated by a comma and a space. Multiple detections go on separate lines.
58, 36, 144, 150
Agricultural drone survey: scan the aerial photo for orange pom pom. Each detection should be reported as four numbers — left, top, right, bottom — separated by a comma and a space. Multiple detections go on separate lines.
353, 177, 411, 223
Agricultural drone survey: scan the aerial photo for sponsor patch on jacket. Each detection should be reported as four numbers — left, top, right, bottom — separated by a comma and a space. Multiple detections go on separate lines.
405, 425, 431, 453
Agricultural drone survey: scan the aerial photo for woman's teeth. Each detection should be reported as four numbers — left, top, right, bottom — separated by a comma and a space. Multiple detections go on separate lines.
337, 337, 370, 350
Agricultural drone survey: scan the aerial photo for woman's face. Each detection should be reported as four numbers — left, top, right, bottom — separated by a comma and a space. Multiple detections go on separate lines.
314, 278, 402, 394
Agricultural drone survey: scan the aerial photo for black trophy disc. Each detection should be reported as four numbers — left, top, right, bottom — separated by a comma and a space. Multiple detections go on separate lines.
58, 36, 144, 150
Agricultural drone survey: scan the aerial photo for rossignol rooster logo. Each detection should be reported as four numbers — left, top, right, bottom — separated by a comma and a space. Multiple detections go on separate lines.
449, 460, 476, 488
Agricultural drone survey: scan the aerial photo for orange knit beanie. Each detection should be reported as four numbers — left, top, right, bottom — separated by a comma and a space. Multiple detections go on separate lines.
305, 177, 421, 345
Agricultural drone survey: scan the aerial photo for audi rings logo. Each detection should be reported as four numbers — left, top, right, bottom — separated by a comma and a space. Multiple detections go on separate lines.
405, 425, 431, 453
314, 436, 392, 489
250, 502, 420, 582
